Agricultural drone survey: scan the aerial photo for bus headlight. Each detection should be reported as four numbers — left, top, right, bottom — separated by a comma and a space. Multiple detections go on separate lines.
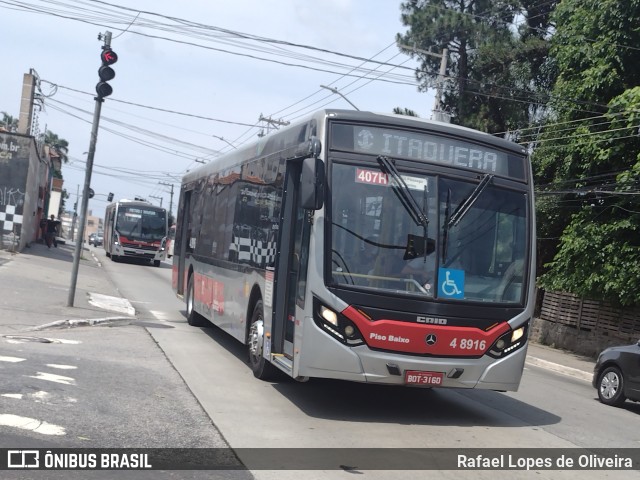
320, 306, 338, 326
511, 326, 525, 343
314, 298, 364, 346
487, 322, 529, 359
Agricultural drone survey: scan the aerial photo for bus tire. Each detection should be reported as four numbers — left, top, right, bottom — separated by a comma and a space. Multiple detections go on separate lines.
248, 300, 277, 380
153, 260, 161, 267
186, 275, 209, 327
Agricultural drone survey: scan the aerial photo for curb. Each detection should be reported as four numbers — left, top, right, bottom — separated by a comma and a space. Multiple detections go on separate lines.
28, 316, 133, 331
525, 356, 592, 382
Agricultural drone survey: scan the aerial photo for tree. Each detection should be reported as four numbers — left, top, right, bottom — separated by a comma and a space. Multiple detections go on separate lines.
397, 0, 556, 134
0, 111, 18, 132
44, 129, 69, 163
43, 130, 70, 214
393, 107, 419, 116
533, 0, 640, 305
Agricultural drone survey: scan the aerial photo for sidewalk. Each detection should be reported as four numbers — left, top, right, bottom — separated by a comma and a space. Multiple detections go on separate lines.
0, 242, 596, 382
0, 241, 135, 335
526, 343, 594, 382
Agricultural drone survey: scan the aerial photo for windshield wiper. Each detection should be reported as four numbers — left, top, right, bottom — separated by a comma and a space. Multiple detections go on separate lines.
441, 174, 493, 265
447, 173, 494, 228
442, 188, 452, 264
377, 155, 431, 263
377, 156, 429, 228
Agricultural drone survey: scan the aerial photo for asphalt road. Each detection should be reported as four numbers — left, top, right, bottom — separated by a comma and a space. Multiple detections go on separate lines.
3, 244, 639, 480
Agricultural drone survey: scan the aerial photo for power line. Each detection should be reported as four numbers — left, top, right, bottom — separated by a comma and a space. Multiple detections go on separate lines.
44, 81, 259, 127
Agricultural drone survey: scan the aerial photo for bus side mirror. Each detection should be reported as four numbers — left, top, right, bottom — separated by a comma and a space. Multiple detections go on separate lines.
300, 156, 324, 210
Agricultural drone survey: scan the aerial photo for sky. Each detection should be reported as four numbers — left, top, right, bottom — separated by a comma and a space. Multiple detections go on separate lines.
0, 0, 435, 220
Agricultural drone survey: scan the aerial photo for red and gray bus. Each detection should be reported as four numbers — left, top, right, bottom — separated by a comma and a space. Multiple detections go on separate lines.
104, 199, 167, 267
172, 109, 535, 390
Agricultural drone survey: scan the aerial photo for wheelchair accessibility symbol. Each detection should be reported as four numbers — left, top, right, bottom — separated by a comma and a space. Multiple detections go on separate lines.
438, 268, 465, 299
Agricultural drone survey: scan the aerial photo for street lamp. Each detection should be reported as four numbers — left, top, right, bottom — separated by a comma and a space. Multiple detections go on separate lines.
212, 134, 237, 149
319, 85, 360, 111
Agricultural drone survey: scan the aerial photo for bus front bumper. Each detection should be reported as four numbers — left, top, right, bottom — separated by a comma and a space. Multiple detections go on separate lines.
297, 318, 527, 391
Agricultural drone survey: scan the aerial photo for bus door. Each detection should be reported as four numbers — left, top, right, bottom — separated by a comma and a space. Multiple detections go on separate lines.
272, 164, 312, 363
176, 190, 192, 295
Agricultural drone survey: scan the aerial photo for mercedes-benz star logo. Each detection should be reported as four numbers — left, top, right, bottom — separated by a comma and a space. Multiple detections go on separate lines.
425, 334, 437, 345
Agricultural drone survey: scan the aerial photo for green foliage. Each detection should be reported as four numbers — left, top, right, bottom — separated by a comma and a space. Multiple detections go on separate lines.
0, 111, 18, 132
44, 129, 69, 163
399, 0, 640, 305
398, 0, 556, 133
533, 0, 640, 305
538, 211, 640, 306
393, 107, 419, 116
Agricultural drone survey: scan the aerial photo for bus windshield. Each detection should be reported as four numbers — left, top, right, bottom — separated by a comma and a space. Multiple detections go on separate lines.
330, 161, 528, 303
116, 206, 166, 242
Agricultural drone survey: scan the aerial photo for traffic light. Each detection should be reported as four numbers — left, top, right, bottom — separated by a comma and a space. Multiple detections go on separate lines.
107, 192, 114, 202
96, 46, 118, 99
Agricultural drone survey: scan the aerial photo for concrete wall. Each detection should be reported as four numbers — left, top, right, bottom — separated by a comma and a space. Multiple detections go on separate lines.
22, 137, 43, 250
530, 317, 639, 359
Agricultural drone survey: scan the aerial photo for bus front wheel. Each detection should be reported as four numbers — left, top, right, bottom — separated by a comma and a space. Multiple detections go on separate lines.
186, 275, 209, 327
248, 300, 277, 380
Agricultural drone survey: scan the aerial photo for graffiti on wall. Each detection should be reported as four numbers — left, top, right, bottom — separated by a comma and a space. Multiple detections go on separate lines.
0, 139, 21, 164
0, 134, 30, 247
0, 187, 25, 232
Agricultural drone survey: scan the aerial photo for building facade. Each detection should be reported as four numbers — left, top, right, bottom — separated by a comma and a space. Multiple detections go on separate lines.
0, 132, 53, 251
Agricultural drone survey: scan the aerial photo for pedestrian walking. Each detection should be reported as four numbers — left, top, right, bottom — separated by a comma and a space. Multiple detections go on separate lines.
45, 214, 60, 248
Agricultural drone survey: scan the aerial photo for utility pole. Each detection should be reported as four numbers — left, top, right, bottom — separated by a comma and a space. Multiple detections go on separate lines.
398, 43, 449, 122
159, 182, 174, 217
257, 114, 289, 137
149, 195, 163, 207
68, 31, 117, 307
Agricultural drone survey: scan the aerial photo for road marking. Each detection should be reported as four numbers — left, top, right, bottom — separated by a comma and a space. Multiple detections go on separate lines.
3, 335, 82, 344
1, 391, 76, 405
88, 292, 135, 316
28, 372, 76, 386
149, 310, 171, 320
46, 364, 78, 370
91, 252, 102, 267
0, 356, 26, 363
31, 391, 51, 403
48, 338, 81, 344
0, 414, 65, 436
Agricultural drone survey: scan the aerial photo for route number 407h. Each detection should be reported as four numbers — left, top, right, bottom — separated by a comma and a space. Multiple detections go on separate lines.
450, 338, 487, 351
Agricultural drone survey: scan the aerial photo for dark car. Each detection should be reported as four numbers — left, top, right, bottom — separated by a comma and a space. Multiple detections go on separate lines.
89, 232, 103, 247
592, 340, 640, 406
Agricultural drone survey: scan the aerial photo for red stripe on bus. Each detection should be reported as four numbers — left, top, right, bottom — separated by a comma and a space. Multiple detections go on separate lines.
193, 272, 225, 314
342, 306, 510, 356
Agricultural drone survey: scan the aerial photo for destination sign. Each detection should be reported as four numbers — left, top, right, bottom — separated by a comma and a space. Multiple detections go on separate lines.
331, 123, 525, 179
